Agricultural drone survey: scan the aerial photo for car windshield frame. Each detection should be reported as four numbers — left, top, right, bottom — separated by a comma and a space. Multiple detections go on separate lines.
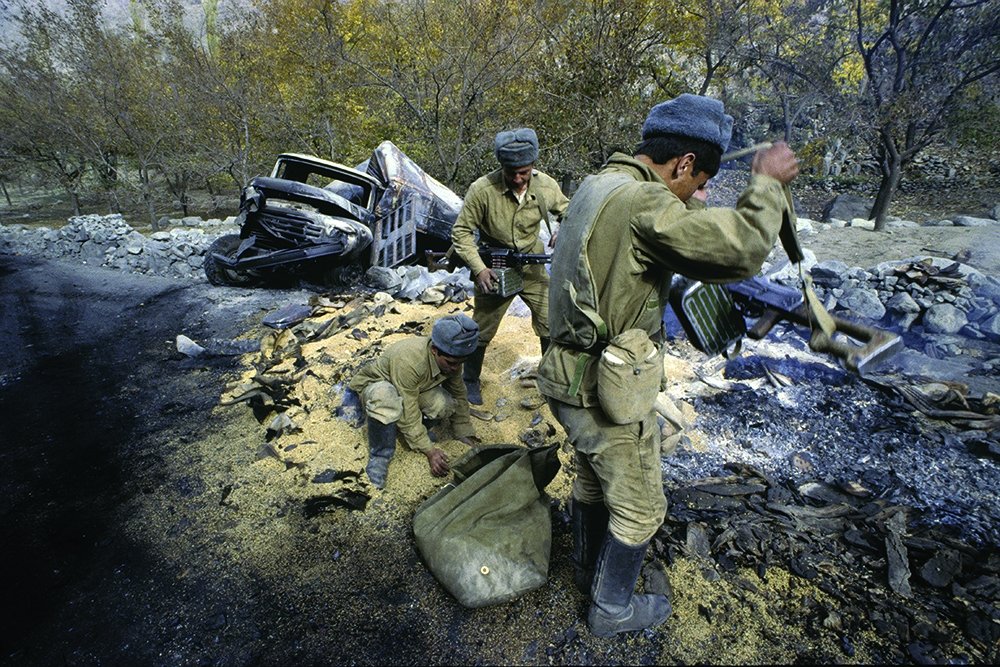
271, 154, 381, 210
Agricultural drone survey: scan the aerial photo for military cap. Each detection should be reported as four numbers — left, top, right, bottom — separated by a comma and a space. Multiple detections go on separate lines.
431, 313, 479, 357
494, 128, 539, 167
641, 94, 734, 153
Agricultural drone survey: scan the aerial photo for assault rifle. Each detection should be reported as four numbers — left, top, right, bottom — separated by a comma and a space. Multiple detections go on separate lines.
477, 247, 552, 297
425, 246, 552, 297
478, 247, 552, 269
669, 141, 902, 375
669, 274, 903, 376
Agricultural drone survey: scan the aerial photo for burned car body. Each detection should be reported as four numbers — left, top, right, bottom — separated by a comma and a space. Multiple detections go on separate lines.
205, 142, 461, 286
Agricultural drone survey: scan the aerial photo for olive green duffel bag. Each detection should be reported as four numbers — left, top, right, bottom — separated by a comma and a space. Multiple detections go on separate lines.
413, 444, 561, 608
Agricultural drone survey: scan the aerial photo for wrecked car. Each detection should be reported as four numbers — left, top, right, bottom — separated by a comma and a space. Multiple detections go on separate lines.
204, 141, 461, 286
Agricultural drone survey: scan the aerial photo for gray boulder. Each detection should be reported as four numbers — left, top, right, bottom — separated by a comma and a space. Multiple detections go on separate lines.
839, 287, 886, 320
821, 194, 872, 223
969, 274, 1000, 306
982, 313, 1000, 343
887, 292, 921, 314
952, 215, 998, 227
811, 260, 850, 287
923, 303, 967, 334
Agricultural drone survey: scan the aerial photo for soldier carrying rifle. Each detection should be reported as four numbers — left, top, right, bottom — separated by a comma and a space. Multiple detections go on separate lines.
450, 128, 570, 404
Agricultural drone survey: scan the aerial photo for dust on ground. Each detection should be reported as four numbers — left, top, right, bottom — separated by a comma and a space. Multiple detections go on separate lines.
4, 213, 998, 664
144, 293, 905, 664
123, 215, 999, 664
804, 223, 1000, 276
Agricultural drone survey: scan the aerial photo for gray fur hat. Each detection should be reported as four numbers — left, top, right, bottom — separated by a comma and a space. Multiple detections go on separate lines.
494, 128, 539, 167
641, 94, 734, 153
431, 313, 479, 357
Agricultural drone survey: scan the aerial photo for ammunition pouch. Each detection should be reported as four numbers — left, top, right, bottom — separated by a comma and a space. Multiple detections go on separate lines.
477, 266, 523, 297
597, 329, 663, 425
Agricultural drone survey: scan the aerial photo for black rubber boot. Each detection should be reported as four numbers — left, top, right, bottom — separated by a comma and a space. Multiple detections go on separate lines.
365, 417, 397, 489
572, 500, 610, 594
335, 388, 364, 427
588, 534, 672, 637
462, 345, 486, 405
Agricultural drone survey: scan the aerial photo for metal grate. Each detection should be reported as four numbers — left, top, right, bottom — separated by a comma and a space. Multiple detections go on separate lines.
373, 197, 418, 268
257, 212, 324, 246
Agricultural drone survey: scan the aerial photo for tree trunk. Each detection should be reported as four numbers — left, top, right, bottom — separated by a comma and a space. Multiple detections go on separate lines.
140, 167, 159, 231
781, 96, 793, 143
870, 160, 902, 231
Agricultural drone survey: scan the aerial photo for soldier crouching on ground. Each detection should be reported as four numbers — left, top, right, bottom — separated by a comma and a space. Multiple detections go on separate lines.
342, 313, 483, 488
537, 94, 800, 636
450, 128, 569, 405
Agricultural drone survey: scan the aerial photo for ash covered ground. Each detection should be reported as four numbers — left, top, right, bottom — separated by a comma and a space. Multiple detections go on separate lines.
2, 206, 999, 665
662, 334, 999, 547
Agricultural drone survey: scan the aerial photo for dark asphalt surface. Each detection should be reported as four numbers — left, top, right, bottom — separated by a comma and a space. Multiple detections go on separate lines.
0, 256, 298, 665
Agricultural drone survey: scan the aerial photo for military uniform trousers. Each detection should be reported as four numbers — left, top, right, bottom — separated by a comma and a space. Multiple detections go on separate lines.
547, 399, 667, 546
360, 381, 457, 436
474, 264, 549, 344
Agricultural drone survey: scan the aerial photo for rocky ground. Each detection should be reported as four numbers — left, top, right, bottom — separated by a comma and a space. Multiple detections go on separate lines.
1, 178, 998, 666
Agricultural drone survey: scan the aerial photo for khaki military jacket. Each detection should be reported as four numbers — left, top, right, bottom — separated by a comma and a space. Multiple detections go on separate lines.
537, 153, 786, 406
349, 336, 473, 452
451, 168, 570, 277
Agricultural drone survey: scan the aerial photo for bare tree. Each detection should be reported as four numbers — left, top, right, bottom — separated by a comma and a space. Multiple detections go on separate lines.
742, 3, 856, 146
854, 0, 1000, 229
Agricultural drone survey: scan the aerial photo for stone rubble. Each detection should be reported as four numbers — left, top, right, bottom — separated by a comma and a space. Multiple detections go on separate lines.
0, 214, 238, 281
3, 211, 1000, 386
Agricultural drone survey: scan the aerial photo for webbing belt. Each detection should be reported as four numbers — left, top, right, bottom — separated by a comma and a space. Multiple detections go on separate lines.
779, 182, 837, 349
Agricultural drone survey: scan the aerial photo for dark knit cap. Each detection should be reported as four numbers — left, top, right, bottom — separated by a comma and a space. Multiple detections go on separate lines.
431, 314, 479, 357
494, 128, 539, 167
641, 94, 734, 153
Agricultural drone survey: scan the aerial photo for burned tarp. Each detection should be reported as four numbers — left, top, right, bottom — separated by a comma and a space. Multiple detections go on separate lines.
362, 141, 462, 244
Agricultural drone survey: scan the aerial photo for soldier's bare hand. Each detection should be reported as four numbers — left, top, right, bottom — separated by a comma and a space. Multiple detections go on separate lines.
475, 268, 497, 293
426, 448, 450, 477
751, 141, 799, 185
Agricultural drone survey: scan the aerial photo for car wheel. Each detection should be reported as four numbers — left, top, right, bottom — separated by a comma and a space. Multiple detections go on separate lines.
204, 234, 259, 287
324, 261, 365, 288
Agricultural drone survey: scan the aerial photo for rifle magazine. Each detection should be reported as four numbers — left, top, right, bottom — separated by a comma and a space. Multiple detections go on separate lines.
668, 281, 746, 356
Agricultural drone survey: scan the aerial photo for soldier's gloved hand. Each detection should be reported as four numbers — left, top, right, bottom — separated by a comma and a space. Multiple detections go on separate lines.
752, 141, 799, 185
456, 435, 481, 447
425, 448, 450, 477
475, 268, 497, 294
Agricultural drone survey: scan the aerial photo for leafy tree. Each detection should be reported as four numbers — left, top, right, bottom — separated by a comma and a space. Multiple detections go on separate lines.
531, 0, 665, 177
853, 0, 1000, 229
0, 1, 99, 215
652, 0, 769, 96
335, 0, 542, 188
741, 1, 856, 146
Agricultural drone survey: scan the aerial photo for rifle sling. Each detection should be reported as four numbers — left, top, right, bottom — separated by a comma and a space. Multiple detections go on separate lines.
781, 182, 837, 345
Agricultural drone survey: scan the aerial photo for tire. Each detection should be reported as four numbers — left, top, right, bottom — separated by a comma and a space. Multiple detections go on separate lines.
203, 234, 260, 287
323, 260, 366, 288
